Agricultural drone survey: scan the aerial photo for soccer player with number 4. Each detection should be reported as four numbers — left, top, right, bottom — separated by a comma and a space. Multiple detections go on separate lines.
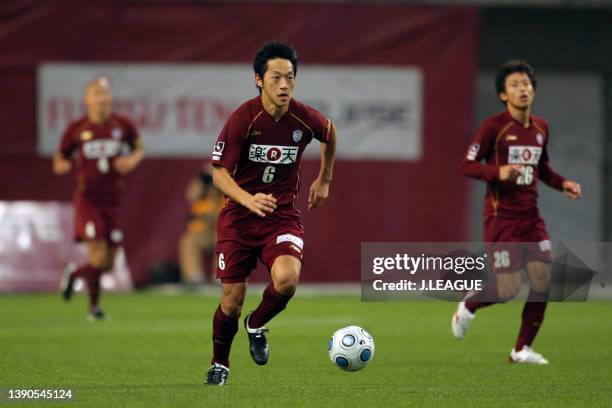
453, 60, 581, 364
204, 42, 336, 385
54, 78, 144, 321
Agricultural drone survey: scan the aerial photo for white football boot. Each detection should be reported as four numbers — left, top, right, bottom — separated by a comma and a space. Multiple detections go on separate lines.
451, 301, 475, 339
509, 346, 549, 365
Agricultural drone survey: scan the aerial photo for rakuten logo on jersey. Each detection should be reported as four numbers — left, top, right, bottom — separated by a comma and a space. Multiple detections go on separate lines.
249, 144, 299, 164
508, 146, 542, 165
83, 140, 122, 159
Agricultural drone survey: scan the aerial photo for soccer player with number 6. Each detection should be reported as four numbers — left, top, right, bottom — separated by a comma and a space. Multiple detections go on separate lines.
204, 42, 336, 385
452, 60, 581, 364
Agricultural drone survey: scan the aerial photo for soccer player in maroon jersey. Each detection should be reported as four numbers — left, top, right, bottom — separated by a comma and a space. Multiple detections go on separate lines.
452, 60, 581, 364
204, 42, 336, 385
54, 78, 144, 320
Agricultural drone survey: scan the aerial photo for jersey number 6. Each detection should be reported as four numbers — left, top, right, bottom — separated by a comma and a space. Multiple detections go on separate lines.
262, 166, 276, 183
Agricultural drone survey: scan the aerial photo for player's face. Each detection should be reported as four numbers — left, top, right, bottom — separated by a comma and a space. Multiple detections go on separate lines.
84, 81, 112, 121
500, 72, 535, 110
256, 58, 295, 108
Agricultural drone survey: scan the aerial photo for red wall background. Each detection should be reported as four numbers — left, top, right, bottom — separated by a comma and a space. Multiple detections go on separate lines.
0, 2, 478, 286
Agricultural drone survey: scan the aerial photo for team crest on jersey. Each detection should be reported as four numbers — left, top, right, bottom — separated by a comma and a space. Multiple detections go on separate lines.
112, 128, 123, 139
249, 144, 298, 164
466, 143, 480, 161
292, 130, 303, 143
80, 131, 93, 141
536, 133, 544, 145
508, 145, 542, 165
212, 141, 225, 161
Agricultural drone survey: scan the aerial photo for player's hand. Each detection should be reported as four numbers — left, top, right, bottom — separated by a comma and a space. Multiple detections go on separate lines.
245, 193, 277, 217
499, 165, 523, 181
53, 156, 72, 175
113, 155, 138, 175
308, 178, 330, 210
562, 180, 582, 200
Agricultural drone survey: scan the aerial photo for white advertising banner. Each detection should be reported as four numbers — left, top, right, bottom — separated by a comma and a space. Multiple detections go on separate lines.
0, 202, 132, 292
38, 63, 422, 160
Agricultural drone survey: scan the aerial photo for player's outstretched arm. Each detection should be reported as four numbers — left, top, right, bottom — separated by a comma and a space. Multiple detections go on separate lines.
212, 165, 276, 217
114, 147, 145, 175
538, 146, 581, 199
52, 152, 72, 175
308, 122, 336, 210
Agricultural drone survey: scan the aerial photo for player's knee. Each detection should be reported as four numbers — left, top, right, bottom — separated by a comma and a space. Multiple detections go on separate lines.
497, 282, 521, 301
528, 262, 551, 292
89, 253, 105, 269
531, 272, 551, 293
220, 292, 245, 317
273, 268, 300, 296
220, 299, 243, 318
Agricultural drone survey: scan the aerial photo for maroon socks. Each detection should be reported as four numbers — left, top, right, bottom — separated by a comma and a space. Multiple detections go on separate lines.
211, 305, 239, 367
211, 282, 294, 367
248, 282, 293, 329
465, 281, 500, 313
515, 290, 548, 351
71, 264, 103, 309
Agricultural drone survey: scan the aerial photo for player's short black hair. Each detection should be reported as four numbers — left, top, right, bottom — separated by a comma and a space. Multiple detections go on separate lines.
495, 59, 537, 99
253, 41, 298, 92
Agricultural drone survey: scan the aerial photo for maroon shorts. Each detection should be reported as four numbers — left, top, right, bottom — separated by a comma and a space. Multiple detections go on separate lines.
215, 207, 304, 283
74, 195, 122, 246
484, 215, 552, 274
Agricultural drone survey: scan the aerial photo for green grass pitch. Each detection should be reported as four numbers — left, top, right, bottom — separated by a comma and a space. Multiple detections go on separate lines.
1, 292, 611, 407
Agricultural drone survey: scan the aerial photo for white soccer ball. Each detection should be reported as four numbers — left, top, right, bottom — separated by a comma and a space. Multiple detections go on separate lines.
328, 325, 375, 371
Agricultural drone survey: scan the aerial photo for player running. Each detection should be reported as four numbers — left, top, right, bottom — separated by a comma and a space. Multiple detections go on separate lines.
453, 60, 581, 364
54, 77, 144, 320
204, 42, 336, 385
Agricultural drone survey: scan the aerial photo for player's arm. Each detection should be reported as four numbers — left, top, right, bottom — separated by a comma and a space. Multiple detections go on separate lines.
114, 141, 144, 175
53, 122, 77, 175
539, 140, 581, 200
212, 166, 277, 217
461, 121, 522, 182
308, 121, 336, 210
53, 152, 72, 175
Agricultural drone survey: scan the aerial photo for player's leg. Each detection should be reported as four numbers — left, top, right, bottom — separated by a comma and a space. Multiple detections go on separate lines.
250, 254, 301, 326
244, 255, 301, 366
510, 259, 551, 364
62, 199, 112, 314
205, 282, 246, 386
453, 270, 522, 339
216, 282, 247, 362
244, 226, 303, 365
62, 239, 110, 314
453, 216, 524, 339
509, 219, 552, 364
86, 239, 112, 319
205, 239, 255, 385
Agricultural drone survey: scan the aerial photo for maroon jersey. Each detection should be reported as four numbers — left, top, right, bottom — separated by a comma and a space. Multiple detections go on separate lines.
462, 110, 565, 217
212, 96, 331, 216
59, 113, 141, 205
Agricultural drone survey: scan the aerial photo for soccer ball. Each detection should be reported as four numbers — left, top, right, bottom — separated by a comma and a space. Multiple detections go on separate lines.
328, 325, 375, 371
